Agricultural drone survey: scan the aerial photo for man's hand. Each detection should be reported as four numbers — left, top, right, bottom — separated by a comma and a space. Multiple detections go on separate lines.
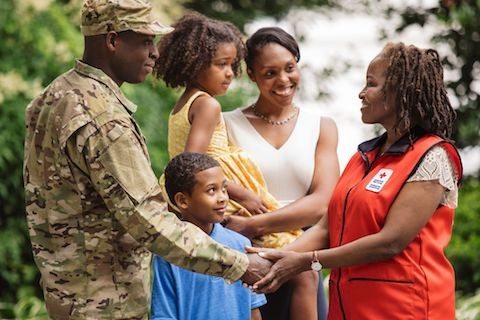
249, 249, 311, 293
241, 253, 272, 286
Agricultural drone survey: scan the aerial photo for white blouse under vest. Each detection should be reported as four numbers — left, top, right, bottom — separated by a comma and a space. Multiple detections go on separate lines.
224, 107, 322, 207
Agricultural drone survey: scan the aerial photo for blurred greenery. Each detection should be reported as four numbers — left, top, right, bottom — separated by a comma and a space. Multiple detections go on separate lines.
457, 289, 480, 320
447, 178, 480, 294
182, 0, 334, 28
0, 0, 479, 318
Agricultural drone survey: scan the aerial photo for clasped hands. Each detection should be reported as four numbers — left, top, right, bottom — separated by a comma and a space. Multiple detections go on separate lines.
241, 247, 306, 293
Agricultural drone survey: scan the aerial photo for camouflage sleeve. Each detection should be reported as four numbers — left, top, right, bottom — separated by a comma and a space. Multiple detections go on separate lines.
70, 119, 248, 282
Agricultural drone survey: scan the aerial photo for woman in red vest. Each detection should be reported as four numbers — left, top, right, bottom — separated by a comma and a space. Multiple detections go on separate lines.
248, 42, 463, 320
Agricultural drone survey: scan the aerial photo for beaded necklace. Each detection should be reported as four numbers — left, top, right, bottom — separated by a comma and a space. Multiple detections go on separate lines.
251, 103, 298, 126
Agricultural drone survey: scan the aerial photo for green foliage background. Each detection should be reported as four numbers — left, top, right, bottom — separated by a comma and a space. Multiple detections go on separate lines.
0, 0, 478, 318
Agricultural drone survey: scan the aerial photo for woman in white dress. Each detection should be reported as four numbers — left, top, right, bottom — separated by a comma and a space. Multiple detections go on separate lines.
223, 27, 340, 320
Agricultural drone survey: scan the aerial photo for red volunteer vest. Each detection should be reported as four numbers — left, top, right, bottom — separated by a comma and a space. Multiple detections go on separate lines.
327, 133, 462, 320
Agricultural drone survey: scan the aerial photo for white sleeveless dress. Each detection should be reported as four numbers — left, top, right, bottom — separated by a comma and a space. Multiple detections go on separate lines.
224, 107, 321, 207
225, 106, 328, 320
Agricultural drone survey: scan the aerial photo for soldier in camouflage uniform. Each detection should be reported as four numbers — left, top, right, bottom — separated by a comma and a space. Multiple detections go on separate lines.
23, 1, 270, 319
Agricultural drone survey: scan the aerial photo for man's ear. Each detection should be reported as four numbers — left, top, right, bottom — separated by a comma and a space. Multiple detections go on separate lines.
105, 31, 119, 52
174, 192, 189, 210
247, 68, 255, 82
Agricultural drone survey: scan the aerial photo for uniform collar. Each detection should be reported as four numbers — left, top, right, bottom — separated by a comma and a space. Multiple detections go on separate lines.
74, 60, 138, 113
358, 127, 427, 155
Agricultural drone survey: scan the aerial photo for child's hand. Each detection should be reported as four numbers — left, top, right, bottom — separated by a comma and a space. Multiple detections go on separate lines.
238, 189, 268, 215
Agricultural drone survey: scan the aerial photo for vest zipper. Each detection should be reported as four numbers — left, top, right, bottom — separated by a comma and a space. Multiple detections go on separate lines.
360, 150, 371, 172
336, 150, 380, 319
361, 150, 383, 174
336, 186, 355, 320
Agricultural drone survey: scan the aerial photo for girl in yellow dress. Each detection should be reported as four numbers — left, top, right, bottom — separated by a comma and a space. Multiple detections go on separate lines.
153, 12, 301, 248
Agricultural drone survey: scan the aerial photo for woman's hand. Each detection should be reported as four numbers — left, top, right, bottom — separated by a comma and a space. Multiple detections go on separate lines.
222, 214, 258, 239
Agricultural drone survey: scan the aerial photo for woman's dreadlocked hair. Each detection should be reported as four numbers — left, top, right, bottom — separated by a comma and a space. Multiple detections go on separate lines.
380, 42, 456, 139
153, 11, 244, 88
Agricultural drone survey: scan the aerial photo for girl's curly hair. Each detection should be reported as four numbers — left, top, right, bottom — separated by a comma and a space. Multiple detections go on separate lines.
380, 42, 456, 139
154, 11, 244, 88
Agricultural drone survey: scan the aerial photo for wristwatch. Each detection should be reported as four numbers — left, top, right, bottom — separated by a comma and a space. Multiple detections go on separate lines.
311, 250, 322, 272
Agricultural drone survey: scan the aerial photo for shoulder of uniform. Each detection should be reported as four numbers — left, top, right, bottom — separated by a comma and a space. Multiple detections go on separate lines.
55, 78, 132, 149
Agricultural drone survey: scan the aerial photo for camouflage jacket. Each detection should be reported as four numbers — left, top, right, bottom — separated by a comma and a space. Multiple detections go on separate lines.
23, 60, 249, 320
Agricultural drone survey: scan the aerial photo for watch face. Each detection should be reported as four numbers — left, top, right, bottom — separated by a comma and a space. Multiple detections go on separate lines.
311, 261, 322, 272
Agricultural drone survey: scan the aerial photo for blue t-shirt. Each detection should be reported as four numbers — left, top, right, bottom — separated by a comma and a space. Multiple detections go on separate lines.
151, 223, 267, 320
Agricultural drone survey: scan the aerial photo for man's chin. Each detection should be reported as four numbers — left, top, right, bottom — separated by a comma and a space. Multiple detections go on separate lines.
127, 74, 149, 84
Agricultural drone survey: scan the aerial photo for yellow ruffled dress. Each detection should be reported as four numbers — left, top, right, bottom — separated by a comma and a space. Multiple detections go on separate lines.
163, 91, 302, 248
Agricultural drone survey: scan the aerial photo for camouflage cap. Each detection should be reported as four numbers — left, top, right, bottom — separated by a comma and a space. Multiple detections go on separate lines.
81, 0, 174, 36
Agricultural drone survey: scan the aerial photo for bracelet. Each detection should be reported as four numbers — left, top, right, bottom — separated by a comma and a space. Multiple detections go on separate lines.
310, 250, 322, 272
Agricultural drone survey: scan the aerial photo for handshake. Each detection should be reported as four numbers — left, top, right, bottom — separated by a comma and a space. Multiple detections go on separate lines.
240, 247, 310, 293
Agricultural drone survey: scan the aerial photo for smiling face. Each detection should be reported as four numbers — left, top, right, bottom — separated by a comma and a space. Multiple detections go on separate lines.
248, 43, 300, 108
195, 42, 237, 97
109, 31, 159, 85
358, 55, 396, 129
176, 166, 228, 234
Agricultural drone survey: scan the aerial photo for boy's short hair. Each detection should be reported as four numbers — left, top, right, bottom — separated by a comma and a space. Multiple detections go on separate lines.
164, 152, 220, 205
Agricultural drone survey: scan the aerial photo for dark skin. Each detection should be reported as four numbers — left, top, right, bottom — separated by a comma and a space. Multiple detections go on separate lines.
82, 30, 270, 286
83, 30, 159, 86
248, 179, 445, 293
175, 42, 269, 216
247, 54, 449, 293
222, 42, 340, 239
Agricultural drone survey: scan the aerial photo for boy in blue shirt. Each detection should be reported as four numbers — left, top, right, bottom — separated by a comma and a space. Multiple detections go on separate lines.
151, 152, 266, 320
